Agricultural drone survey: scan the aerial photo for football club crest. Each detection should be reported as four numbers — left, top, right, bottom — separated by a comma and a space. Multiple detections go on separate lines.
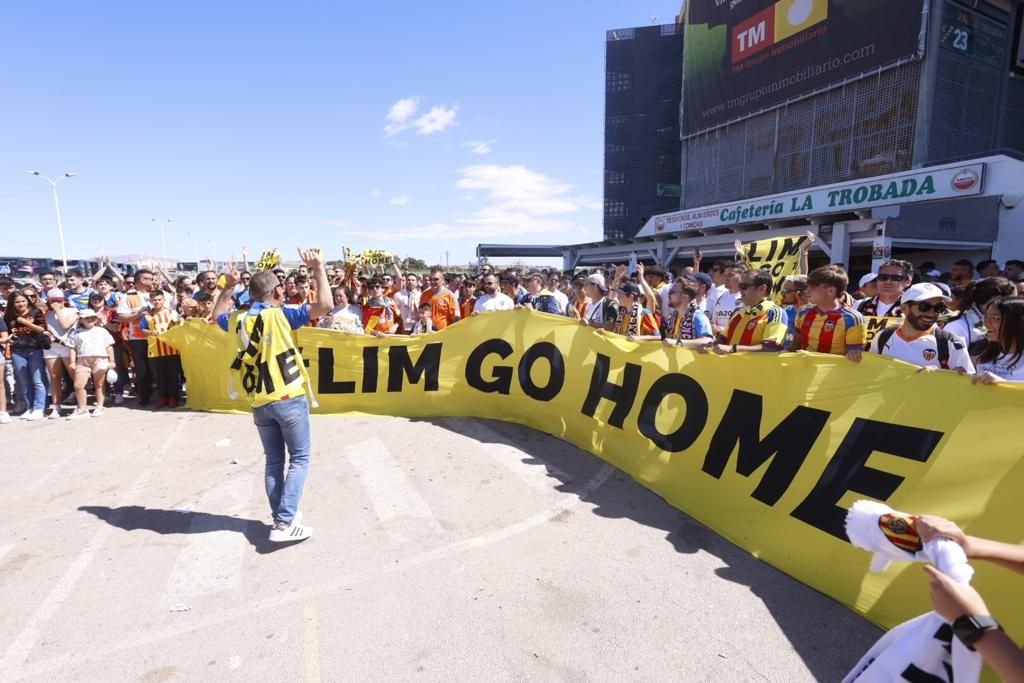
823, 321, 836, 333
923, 349, 937, 361
746, 321, 757, 330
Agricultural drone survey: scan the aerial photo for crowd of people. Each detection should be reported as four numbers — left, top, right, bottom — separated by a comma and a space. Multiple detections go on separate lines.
1, 250, 1023, 423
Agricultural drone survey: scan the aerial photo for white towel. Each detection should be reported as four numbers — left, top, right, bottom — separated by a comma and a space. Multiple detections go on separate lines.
842, 500, 982, 683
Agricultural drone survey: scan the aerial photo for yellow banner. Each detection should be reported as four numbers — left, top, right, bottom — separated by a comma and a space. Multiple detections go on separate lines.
254, 250, 281, 272
163, 311, 1024, 639
343, 247, 393, 267
743, 235, 807, 302
864, 316, 901, 345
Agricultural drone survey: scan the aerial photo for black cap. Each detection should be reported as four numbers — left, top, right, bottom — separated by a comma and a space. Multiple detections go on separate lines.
617, 281, 642, 298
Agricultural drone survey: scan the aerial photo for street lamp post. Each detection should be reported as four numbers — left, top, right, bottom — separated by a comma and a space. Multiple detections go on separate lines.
152, 218, 172, 272
27, 170, 76, 272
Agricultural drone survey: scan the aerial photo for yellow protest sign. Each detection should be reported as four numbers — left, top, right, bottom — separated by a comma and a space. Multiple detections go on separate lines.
343, 246, 394, 267
254, 250, 281, 271
163, 311, 1024, 643
743, 235, 807, 303
863, 316, 901, 346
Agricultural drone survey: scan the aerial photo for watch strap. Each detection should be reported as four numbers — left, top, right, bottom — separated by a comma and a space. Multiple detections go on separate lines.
953, 614, 1000, 650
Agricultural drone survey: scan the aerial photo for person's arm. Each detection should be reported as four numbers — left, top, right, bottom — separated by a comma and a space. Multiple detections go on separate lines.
68, 346, 77, 369
692, 248, 702, 272
212, 266, 240, 322
924, 565, 1024, 682
918, 516, 1024, 575
734, 239, 746, 264
16, 314, 45, 333
302, 248, 332, 319
798, 231, 816, 276
241, 246, 250, 273
391, 256, 403, 284
105, 260, 125, 286
106, 336, 115, 364
634, 263, 660, 314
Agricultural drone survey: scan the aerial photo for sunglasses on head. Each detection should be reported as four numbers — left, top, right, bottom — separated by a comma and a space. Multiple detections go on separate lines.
876, 273, 906, 282
912, 301, 947, 313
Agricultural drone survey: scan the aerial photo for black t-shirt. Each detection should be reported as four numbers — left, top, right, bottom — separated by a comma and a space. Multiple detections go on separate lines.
7, 308, 46, 350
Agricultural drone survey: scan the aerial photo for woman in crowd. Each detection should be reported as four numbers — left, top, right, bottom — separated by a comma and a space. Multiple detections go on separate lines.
944, 277, 1016, 356
4, 291, 48, 420
972, 296, 1024, 383
42, 291, 80, 418
319, 286, 363, 334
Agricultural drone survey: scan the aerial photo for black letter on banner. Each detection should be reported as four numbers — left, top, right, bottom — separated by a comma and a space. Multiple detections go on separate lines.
791, 419, 944, 540
637, 374, 708, 452
465, 339, 514, 395
517, 342, 564, 402
362, 346, 378, 393
277, 348, 300, 385
387, 343, 443, 392
580, 354, 641, 428
702, 390, 830, 506
317, 347, 355, 394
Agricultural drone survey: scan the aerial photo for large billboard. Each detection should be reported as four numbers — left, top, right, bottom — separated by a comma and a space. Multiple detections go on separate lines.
683, 0, 927, 135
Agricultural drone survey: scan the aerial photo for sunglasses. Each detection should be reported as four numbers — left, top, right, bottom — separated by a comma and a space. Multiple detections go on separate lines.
912, 301, 947, 314
876, 273, 906, 282
781, 288, 805, 294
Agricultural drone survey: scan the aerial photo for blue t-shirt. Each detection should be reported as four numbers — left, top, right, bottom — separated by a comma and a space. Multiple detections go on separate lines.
693, 309, 713, 339
65, 288, 96, 311
217, 302, 310, 332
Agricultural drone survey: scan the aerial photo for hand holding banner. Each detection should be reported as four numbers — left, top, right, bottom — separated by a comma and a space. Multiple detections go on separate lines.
255, 249, 281, 272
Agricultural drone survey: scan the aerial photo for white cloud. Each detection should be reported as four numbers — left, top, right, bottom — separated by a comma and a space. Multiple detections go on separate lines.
414, 105, 459, 135
461, 140, 495, 155
336, 164, 598, 242
384, 97, 421, 137
389, 196, 409, 206
371, 188, 381, 200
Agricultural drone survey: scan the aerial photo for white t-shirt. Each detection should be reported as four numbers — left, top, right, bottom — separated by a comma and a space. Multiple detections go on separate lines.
71, 325, 115, 357
473, 292, 514, 313
976, 353, 1024, 382
319, 305, 364, 334
393, 288, 421, 331
706, 284, 727, 317
711, 290, 740, 331
551, 289, 569, 315
942, 308, 985, 350
870, 326, 975, 372
874, 299, 898, 318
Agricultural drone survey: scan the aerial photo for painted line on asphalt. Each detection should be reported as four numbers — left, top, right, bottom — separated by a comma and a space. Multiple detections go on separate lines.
345, 437, 443, 544
304, 601, 322, 683
15, 460, 616, 679
452, 419, 572, 492
0, 416, 191, 683
162, 470, 253, 607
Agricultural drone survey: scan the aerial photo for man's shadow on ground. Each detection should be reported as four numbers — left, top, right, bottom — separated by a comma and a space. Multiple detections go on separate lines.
77, 505, 292, 555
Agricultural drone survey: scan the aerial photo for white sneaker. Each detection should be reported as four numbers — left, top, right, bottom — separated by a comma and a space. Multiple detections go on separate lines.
268, 522, 313, 543
46, 407, 61, 420
66, 408, 89, 420
114, 395, 125, 406
0, 412, 11, 424
24, 410, 44, 422
92, 407, 106, 417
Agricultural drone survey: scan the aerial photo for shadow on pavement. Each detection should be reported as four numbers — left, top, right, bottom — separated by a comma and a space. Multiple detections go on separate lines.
419, 416, 881, 682
77, 505, 299, 555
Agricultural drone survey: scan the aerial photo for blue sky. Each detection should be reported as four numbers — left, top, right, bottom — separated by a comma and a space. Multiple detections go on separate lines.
0, 1, 683, 267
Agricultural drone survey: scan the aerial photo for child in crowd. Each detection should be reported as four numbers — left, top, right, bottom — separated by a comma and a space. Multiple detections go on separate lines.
67, 309, 116, 419
411, 302, 434, 335
139, 289, 183, 408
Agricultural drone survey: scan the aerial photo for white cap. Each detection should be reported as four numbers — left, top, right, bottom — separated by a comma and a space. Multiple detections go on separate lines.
858, 273, 878, 289
586, 273, 608, 292
902, 282, 952, 303
925, 269, 942, 277
78, 309, 98, 319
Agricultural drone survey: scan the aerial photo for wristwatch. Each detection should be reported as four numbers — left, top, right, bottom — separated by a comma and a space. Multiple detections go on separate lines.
952, 614, 1001, 650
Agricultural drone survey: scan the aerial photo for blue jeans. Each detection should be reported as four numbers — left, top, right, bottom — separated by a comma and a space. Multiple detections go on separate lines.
253, 395, 311, 525
12, 349, 47, 411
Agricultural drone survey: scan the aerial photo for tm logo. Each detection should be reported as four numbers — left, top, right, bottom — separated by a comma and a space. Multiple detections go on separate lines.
731, 0, 828, 64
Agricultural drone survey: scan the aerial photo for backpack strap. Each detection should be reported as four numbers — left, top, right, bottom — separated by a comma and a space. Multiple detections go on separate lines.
933, 328, 953, 370
876, 325, 898, 353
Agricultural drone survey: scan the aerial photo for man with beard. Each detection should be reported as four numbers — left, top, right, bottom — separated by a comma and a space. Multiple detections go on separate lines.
857, 260, 912, 318
870, 283, 974, 373
472, 273, 514, 313
197, 270, 220, 298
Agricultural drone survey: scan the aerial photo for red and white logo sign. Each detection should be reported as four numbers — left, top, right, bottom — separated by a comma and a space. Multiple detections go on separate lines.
951, 169, 979, 192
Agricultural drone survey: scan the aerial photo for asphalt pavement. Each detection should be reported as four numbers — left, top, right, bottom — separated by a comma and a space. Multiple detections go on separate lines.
0, 406, 882, 682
